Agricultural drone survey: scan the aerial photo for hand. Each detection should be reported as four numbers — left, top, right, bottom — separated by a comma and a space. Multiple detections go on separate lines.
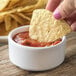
46, 0, 76, 31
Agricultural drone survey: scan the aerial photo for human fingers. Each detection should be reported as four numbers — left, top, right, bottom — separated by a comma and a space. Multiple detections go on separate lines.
53, 0, 75, 19
46, 0, 61, 11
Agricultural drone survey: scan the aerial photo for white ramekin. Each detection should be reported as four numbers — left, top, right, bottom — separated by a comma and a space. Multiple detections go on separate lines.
8, 25, 66, 71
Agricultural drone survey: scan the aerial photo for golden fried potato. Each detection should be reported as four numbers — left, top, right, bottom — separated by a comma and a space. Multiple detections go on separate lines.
0, 0, 48, 36
8, 0, 20, 7
4, 15, 11, 31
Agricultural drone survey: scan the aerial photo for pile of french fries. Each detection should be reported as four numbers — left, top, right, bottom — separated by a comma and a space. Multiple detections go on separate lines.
0, 0, 47, 36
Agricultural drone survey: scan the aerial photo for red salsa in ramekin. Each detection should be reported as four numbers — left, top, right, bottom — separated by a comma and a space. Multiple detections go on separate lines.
13, 31, 62, 47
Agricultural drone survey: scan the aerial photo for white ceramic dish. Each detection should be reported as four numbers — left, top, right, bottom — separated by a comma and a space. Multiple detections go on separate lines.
8, 25, 66, 71
0, 36, 8, 42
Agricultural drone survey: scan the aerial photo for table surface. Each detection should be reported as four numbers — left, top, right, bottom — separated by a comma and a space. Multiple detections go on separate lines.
0, 32, 76, 76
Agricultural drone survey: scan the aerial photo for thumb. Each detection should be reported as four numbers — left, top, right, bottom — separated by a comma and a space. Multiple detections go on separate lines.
53, 0, 75, 19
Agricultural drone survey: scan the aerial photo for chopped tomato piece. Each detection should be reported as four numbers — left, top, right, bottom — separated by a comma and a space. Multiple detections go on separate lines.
53, 41, 61, 45
13, 31, 61, 47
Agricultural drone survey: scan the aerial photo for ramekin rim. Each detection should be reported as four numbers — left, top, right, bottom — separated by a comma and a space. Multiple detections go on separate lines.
8, 25, 66, 50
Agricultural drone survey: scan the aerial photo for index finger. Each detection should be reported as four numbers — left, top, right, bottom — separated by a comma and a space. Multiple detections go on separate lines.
46, 0, 61, 12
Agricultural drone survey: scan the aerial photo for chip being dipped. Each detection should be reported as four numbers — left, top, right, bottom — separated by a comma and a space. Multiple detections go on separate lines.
29, 9, 71, 42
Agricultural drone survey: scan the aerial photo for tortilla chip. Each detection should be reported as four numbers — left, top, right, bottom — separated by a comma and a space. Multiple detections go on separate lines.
29, 9, 71, 42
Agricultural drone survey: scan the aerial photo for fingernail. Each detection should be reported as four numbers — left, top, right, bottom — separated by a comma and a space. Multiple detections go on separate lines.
53, 9, 61, 19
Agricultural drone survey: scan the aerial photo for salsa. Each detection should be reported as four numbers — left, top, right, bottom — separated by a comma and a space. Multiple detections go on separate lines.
13, 31, 62, 47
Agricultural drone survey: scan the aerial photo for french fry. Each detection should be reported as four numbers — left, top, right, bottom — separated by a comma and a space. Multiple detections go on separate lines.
2, 0, 37, 11
0, 0, 47, 36
18, 13, 31, 21
10, 20, 18, 30
17, 0, 46, 12
18, 0, 37, 6
0, 9, 17, 16
0, 0, 47, 16
8, 0, 20, 7
4, 15, 11, 31
24, 12, 32, 16
0, 16, 4, 23
10, 14, 25, 25
0, 23, 9, 36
